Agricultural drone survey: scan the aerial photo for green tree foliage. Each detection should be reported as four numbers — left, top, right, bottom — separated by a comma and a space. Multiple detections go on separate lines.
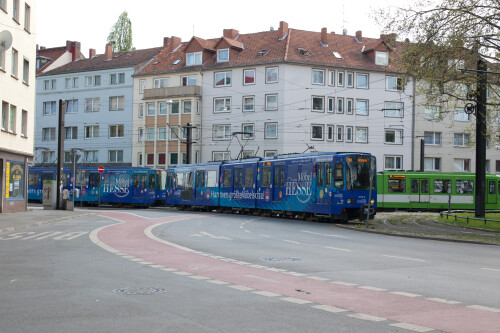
107, 11, 135, 52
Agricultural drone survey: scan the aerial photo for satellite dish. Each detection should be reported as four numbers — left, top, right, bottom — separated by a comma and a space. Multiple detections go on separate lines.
0, 30, 13, 52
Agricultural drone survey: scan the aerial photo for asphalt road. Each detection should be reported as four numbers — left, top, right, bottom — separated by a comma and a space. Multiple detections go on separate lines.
1, 208, 500, 332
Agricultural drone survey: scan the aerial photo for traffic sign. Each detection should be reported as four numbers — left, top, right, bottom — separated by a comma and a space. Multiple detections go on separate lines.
98, 165, 105, 174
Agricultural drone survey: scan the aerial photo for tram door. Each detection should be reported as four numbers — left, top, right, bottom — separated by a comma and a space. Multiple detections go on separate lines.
315, 162, 332, 205
273, 165, 285, 201
410, 178, 430, 206
195, 170, 206, 201
486, 180, 497, 204
132, 173, 146, 197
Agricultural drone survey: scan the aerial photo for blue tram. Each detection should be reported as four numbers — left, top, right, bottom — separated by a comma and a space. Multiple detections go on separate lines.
28, 167, 164, 206
165, 152, 376, 221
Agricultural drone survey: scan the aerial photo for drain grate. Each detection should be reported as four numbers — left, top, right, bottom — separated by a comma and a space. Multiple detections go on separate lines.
113, 287, 167, 295
261, 257, 303, 262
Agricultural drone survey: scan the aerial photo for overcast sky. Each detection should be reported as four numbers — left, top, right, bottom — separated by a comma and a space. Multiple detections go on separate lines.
36, 0, 402, 55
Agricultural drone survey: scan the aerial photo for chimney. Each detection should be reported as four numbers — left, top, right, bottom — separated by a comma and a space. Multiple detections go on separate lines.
89, 48, 96, 58
71, 41, 81, 61
163, 36, 181, 53
223, 29, 239, 39
40, 46, 46, 50
355, 30, 362, 42
105, 44, 113, 60
163, 37, 171, 48
321, 27, 328, 46
278, 21, 288, 39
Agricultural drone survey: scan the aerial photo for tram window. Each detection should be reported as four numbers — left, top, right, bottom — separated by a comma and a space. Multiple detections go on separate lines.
207, 171, 217, 187
422, 180, 429, 193
489, 181, 495, 194
118, 174, 130, 188
334, 163, 344, 189
28, 174, 40, 186
434, 179, 451, 193
103, 173, 115, 186
223, 170, 232, 187
244, 168, 254, 187
325, 164, 332, 187
75, 171, 88, 186
261, 166, 271, 187
89, 174, 101, 187
274, 165, 284, 187
167, 172, 175, 188
148, 174, 156, 189
317, 164, 324, 187
157, 172, 166, 190
185, 172, 193, 189
456, 180, 474, 194
196, 170, 206, 188
176, 173, 184, 188
388, 179, 406, 193
42, 172, 54, 181
234, 169, 243, 187
411, 180, 418, 193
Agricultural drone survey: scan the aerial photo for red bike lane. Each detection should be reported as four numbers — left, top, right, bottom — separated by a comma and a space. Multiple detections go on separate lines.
94, 211, 500, 333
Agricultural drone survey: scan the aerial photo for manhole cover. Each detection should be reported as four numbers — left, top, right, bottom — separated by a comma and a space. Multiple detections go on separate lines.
261, 257, 303, 262
113, 287, 167, 295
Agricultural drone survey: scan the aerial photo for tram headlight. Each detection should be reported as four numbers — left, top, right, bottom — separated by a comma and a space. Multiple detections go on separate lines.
347, 199, 355, 204
370, 199, 375, 205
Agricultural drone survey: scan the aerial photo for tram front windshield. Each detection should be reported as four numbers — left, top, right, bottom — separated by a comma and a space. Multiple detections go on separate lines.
346, 155, 376, 190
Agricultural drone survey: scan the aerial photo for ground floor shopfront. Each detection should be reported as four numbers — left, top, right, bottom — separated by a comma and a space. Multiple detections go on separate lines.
0, 149, 30, 213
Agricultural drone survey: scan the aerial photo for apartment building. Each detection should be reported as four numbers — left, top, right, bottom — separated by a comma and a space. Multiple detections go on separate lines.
36, 40, 85, 75
34, 45, 161, 167
0, 0, 36, 213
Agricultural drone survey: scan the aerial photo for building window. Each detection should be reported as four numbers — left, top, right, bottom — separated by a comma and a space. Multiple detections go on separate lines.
356, 73, 369, 89
138, 104, 144, 117
385, 156, 403, 170
346, 72, 354, 88
138, 128, 143, 142
158, 127, 167, 140
0, 51, 6, 71
356, 100, 368, 115
327, 97, 335, 113
217, 48, 229, 62
168, 152, 178, 165
153, 78, 168, 88
109, 96, 124, 111
22, 59, 29, 84
158, 102, 167, 115
454, 108, 470, 121
109, 124, 124, 138
137, 153, 143, 166
264, 151, 277, 157
182, 100, 191, 114
454, 133, 470, 147
346, 98, 354, 115
454, 158, 471, 172
385, 129, 403, 144
43, 79, 56, 91
171, 100, 179, 114
64, 126, 77, 140
266, 67, 278, 83
424, 106, 441, 120
337, 97, 344, 113
337, 126, 344, 142
1, 102, 7, 130
346, 126, 353, 142
424, 157, 441, 171
42, 151, 55, 163
312, 69, 325, 85
242, 123, 254, 139
11, 49, 18, 77
186, 52, 202, 66
375, 51, 389, 66
327, 125, 334, 141
215, 71, 231, 86
386, 76, 403, 91
213, 124, 231, 140
328, 70, 335, 86
181, 75, 197, 86
212, 152, 229, 162
312, 96, 324, 112
243, 69, 255, 85
384, 101, 403, 117
65, 77, 78, 89
9, 105, 15, 133
109, 150, 123, 163
84, 151, 98, 163
84, 125, 99, 139
311, 124, 324, 140
243, 96, 255, 112
65, 100, 78, 113
43, 101, 57, 115
168, 126, 180, 141
355, 127, 368, 143
214, 98, 231, 113
85, 98, 100, 112
139, 79, 145, 93
42, 127, 55, 141
424, 132, 441, 145
145, 127, 154, 141
0, 0, 6, 12
146, 102, 155, 116
157, 153, 166, 166
110, 73, 125, 85
337, 71, 344, 87
12, 0, 19, 21
265, 122, 278, 139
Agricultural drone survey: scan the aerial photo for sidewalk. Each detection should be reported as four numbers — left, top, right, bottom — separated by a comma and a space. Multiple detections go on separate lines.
0, 204, 94, 234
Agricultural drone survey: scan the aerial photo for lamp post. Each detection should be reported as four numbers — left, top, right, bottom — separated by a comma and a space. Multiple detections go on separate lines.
70, 148, 83, 203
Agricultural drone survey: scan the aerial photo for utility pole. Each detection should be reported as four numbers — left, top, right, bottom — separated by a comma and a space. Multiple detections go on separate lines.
185, 123, 192, 164
475, 59, 487, 217
420, 139, 425, 172
56, 99, 65, 210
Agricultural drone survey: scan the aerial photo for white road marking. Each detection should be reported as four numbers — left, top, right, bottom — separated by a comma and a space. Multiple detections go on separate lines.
259, 234, 271, 238
325, 246, 351, 252
35, 232, 64, 240
307, 276, 330, 281
482, 267, 500, 273
301, 230, 349, 238
253, 291, 281, 297
200, 231, 232, 240
390, 291, 421, 298
382, 255, 426, 262
149, 264, 164, 268
359, 286, 386, 292
160, 268, 177, 272
281, 297, 313, 304
347, 313, 387, 322
188, 275, 210, 280
331, 281, 357, 286
208, 280, 229, 285
389, 323, 435, 332
21, 232, 51, 240
245, 275, 278, 283
229, 285, 255, 291
425, 298, 461, 305
311, 305, 348, 313
53, 231, 88, 240
467, 305, 500, 313
173, 271, 192, 276
284, 239, 301, 244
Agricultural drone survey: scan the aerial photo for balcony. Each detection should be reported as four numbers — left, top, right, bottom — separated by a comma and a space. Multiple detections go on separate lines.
143, 85, 201, 100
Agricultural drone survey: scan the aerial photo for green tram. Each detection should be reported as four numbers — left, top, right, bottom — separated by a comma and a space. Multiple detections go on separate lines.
377, 171, 500, 210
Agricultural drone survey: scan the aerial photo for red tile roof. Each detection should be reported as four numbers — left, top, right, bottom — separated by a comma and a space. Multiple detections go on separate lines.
136, 26, 400, 77
36, 47, 68, 75
38, 47, 163, 77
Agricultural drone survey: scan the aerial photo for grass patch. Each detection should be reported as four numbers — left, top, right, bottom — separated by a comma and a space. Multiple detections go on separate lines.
438, 212, 500, 231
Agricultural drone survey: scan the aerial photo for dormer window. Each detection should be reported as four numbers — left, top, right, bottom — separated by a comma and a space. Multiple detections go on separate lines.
298, 48, 308, 56
375, 51, 389, 66
258, 49, 269, 56
217, 48, 229, 62
186, 52, 202, 66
